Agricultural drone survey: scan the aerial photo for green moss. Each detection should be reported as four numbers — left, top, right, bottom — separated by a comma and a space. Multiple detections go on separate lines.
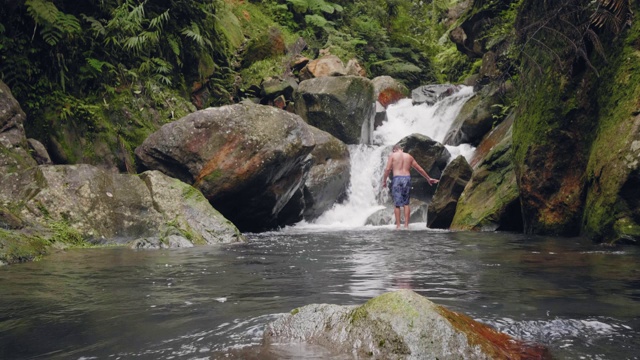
202, 168, 225, 185
582, 18, 640, 243
239, 57, 287, 92
291, 308, 300, 315
0, 229, 50, 265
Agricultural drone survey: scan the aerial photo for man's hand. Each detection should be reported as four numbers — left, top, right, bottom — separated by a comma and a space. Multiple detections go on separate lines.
428, 178, 439, 186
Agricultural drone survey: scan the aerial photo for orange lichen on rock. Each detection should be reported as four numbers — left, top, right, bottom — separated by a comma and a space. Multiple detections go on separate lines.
378, 88, 406, 108
437, 305, 552, 360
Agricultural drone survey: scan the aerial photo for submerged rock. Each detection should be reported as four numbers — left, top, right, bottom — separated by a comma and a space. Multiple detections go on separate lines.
264, 289, 550, 359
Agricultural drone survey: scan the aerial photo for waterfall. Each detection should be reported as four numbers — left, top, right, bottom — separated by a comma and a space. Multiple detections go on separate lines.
295, 86, 475, 230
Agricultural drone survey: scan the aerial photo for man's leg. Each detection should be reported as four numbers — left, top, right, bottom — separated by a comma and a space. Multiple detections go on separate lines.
404, 205, 411, 228
394, 206, 401, 229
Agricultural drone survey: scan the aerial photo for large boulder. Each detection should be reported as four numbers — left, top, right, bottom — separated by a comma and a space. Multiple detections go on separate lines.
303, 127, 351, 220
135, 102, 316, 232
299, 55, 347, 80
450, 126, 522, 232
411, 84, 462, 106
427, 155, 473, 229
372, 76, 410, 108
0, 81, 37, 173
294, 76, 376, 145
469, 112, 515, 168
264, 290, 550, 359
0, 165, 244, 249
443, 83, 505, 146
581, 29, 640, 244
395, 134, 451, 201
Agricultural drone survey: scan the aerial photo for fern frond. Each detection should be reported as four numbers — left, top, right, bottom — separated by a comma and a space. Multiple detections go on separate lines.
286, 0, 309, 14
123, 35, 145, 53
154, 74, 172, 86
127, 0, 146, 23
181, 23, 210, 48
305, 14, 330, 28
25, 0, 58, 24
82, 15, 107, 36
40, 25, 62, 45
149, 9, 170, 30
167, 36, 180, 57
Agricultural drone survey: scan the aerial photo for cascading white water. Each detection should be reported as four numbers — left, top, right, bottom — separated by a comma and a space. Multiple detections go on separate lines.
296, 86, 476, 230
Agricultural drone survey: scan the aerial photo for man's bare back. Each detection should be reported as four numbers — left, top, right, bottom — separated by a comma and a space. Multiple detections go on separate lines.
382, 146, 438, 185
387, 151, 415, 176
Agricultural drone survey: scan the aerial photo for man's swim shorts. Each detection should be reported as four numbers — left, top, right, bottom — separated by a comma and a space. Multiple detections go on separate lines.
391, 176, 411, 207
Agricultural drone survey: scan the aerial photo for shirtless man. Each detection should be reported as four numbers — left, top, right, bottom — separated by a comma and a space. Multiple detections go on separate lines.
381, 144, 439, 229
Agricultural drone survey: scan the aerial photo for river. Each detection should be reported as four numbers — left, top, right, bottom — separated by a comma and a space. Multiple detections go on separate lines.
0, 229, 639, 359
1, 88, 639, 359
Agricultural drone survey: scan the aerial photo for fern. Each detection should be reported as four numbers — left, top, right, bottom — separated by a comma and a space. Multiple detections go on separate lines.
181, 23, 212, 48
149, 9, 170, 30
25, 0, 58, 25
305, 14, 330, 28
86, 58, 114, 73
25, 0, 80, 46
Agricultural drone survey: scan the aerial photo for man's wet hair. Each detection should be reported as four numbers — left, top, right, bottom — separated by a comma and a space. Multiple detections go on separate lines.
392, 144, 402, 152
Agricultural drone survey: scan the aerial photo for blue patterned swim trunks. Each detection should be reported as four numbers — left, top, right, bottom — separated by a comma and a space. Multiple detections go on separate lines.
391, 176, 411, 207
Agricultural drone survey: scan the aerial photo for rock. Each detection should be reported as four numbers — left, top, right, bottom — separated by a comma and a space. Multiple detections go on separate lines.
411, 84, 462, 106
139, 170, 244, 244
448, 2, 512, 58
366, 199, 428, 226
27, 138, 52, 165
294, 76, 376, 145
0, 165, 244, 245
450, 126, 523, 232
264, 290, 550, 359
299, 55, 347, 80
261, 76, 297, 102
427, 156, 473, 229
372, 76, 410, 108
469, 112, 515, 169
303, 127, 351, 220
0, 81, 37, 173
135, 102, 315, 232
345, 58, 366, 77
374, 101, 388, 131
443, 83, 505, 147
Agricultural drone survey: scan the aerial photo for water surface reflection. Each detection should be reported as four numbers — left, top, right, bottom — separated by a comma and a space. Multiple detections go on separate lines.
0, 229, 638, 359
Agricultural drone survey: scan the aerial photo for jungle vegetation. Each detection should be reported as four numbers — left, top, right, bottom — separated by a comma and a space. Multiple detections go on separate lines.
0, 0, 634, 164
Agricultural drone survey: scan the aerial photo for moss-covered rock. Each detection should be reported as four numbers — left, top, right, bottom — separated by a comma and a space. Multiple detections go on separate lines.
264, 290, 550, 359
582, 14, 640, 244
0, 229, 51, 266
451, 126, 522, 231
0, 164, 244, 263
511, 68, 597, 236
41, 89, 195, 173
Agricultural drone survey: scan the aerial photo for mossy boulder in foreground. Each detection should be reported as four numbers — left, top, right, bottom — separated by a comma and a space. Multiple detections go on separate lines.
264, 290, 550, 359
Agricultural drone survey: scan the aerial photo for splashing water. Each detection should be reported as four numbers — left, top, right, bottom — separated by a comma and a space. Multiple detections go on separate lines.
296, 86, 476, 229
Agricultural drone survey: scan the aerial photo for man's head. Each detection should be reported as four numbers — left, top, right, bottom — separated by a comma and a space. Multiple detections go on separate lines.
392, 144, 402, 153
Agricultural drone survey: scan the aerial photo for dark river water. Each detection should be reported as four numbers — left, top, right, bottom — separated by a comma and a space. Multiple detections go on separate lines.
1, 227, 639, 359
